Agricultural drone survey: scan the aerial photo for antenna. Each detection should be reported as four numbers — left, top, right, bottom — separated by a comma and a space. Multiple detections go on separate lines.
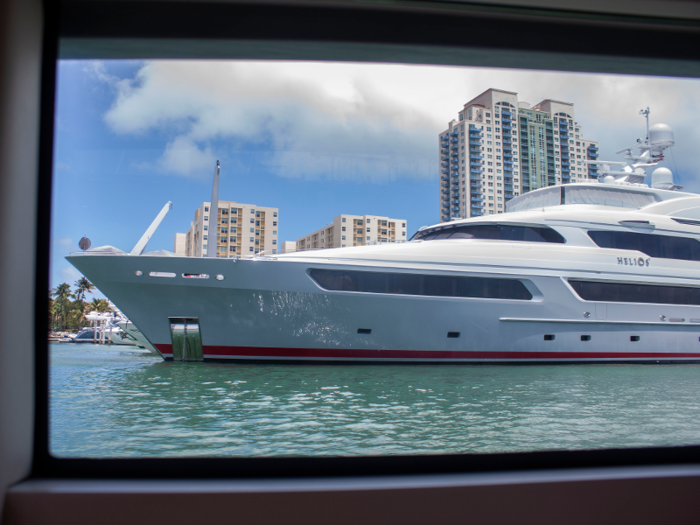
207, 161, 220, 259
585, 108, 676, 186
640, 107, 650, 141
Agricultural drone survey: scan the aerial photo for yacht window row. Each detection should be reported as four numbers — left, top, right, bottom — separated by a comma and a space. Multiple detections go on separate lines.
569, 279, 700, 306
309, 269, 533, 300
411, 223, 565, 244
587, 230, 700, 262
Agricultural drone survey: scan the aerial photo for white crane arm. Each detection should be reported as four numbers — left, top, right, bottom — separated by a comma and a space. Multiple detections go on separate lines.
130, 201, 173, 255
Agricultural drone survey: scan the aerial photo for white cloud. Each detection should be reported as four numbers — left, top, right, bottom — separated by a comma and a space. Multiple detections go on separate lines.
98, 60, 700, 184
83, 60, 120, 87
54, 236, 73, 250
158, 136, 216, 179
101, 61, 445, 181
59, 264, 82, 285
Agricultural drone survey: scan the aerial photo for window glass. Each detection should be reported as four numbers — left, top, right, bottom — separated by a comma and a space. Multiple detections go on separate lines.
588, 230, 700, 261
49, 57, 700, 460
570, 280, 700, 305
309, 269, 533, 300
412, 224, 565, 243
508, 186, 658, 213
564, 187, 657, 208
504, 186, 562, 212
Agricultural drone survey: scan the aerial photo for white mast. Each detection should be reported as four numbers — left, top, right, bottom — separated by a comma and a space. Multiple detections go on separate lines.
207, 161, 220, 258
130, 201, 172, 255
641, 107, 650, 143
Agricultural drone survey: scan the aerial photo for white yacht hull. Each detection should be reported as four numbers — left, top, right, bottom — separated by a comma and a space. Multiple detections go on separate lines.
67, 247, 700, 363
115, 321, 161, 355
105, 328, 138, 346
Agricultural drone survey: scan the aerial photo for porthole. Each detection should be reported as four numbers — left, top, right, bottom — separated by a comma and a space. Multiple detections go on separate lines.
631, 336, 640, 342
134, 270, 143, 276
215, 274, 225, 281
544, 334, 555, 341
581, 335, 591, 341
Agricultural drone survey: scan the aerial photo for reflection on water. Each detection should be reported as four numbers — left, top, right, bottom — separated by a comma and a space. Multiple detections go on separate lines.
50, 343, 700, 458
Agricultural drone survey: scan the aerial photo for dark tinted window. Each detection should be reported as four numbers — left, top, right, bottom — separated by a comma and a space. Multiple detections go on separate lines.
310, 269, 532, 300
570, 280, 700, 305
672, 218, 700, 227
588, 230, 700, 261
411, 224, 565, 243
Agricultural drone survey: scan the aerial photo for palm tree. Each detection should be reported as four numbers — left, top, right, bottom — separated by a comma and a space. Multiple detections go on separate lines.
51, 283, 74, 330
74, 277, 96, 327
74, 277, 95, 303
48, 292, 56, 329
87, 298, 110, 313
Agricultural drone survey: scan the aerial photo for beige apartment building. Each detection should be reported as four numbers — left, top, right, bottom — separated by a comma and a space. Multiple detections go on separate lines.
174, 200, 279, 257
280, 241, 296, 254
440, 88, 599, 222
296, 214, 407, 251
173, 233, 187, 255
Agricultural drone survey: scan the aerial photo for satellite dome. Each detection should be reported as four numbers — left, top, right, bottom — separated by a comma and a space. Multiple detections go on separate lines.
649, 123, 674, 149
651, 167, 674, 189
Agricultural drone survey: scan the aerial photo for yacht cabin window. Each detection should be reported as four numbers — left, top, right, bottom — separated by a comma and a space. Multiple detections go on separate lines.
588, 230, 700, 262
570, 280, 700, 306
506, 185, 658, 213
411, 223, 565, 243
310, 269, 533, 300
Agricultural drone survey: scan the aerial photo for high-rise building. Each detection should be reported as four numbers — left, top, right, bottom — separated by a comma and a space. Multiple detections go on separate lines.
174, 201, 279, 257
439, 88, 599, 222
296, 214, 407, 251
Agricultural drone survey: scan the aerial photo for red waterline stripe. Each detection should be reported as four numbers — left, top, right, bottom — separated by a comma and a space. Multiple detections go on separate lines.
154, 344, 700, 360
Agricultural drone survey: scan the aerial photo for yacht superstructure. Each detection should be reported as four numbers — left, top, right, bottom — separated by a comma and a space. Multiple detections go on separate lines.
67, 113, 700, 363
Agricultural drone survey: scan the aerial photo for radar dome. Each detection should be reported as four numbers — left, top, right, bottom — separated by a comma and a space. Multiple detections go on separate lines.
78, 236, 91, 251
649, 123, 674, 149
651, 167, 674, 189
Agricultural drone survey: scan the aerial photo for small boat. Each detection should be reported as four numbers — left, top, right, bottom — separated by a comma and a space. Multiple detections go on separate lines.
56, 307, 137, 346
65, 326, 104, 343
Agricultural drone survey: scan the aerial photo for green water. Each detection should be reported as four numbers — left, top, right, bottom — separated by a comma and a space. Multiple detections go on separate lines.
50, 343, 700, 458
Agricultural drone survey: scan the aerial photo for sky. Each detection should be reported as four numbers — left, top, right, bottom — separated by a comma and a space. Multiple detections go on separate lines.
50, 59, 700, 293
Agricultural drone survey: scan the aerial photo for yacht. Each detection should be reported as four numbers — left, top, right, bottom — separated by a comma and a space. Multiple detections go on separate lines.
67, 114, 700, 363
58, 327, 99, 343
61, 325, 130, 345
58, 307, 143, 346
